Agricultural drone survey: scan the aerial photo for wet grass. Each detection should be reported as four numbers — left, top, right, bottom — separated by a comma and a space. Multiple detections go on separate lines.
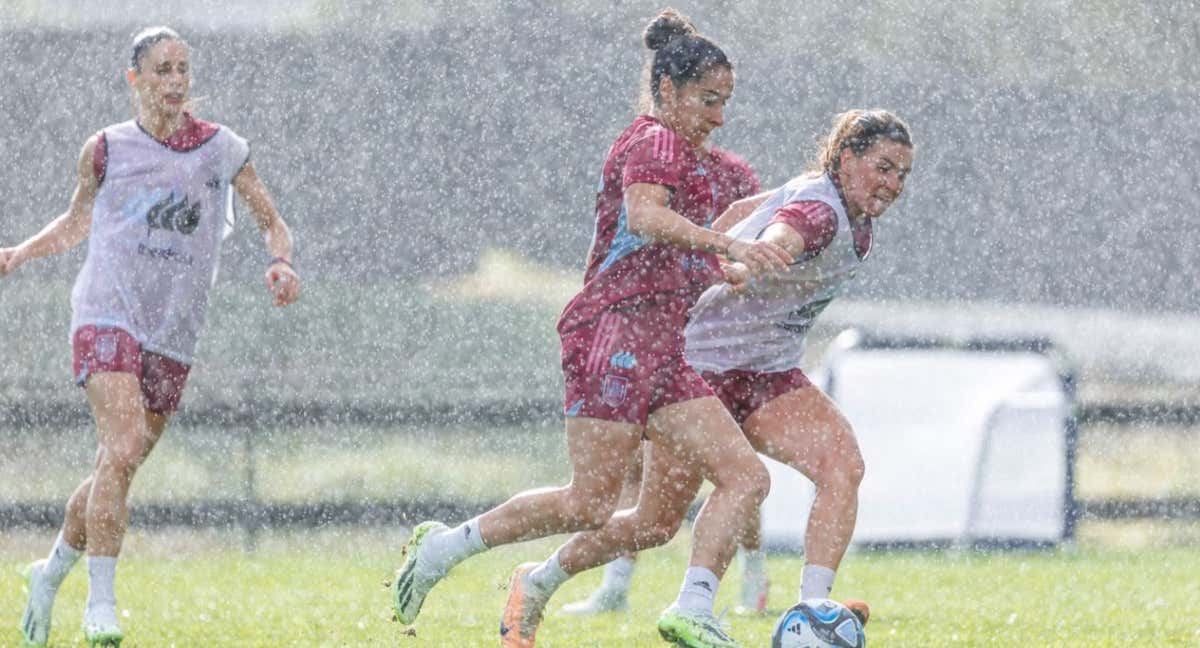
1, 528, 1198, 646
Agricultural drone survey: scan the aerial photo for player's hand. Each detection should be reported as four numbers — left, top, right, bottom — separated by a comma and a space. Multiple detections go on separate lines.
0, 247, 24, 278
266, 261, 301, 307
726, 239, 792, 277
721, 261, 751, 294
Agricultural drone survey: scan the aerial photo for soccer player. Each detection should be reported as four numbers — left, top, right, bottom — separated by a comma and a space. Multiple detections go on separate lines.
391, 9, 791, 648
1, 27, 300, 647
502, 109, 914, 646
561, 157, 772, 619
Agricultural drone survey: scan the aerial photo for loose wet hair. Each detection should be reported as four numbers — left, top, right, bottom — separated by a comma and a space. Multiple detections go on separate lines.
130, 26, 184, 71
638, 8, 731, 112
813, 109, 913, 173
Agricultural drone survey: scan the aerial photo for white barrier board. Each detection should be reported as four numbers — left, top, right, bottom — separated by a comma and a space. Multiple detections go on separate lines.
760, 348, 1071, 549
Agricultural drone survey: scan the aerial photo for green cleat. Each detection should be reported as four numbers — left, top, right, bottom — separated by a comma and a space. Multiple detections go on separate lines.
656, 606, 743, 648
19, 560, 54, 647
392, 521, 448, 625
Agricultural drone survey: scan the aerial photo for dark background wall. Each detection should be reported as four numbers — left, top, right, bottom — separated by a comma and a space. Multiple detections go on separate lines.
1, 3, 1197, 312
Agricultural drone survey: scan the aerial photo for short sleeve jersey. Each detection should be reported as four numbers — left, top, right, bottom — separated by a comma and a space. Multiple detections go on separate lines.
685, 172, 871, 373
70, 113, 250, 363
559, 116, 755, 332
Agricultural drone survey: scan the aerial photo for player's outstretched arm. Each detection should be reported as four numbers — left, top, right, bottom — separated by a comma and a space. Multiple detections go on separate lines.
711, 189, 773, 233
0, 136, 99, 277
233, 161, 300, 307
625, 182, 792, 277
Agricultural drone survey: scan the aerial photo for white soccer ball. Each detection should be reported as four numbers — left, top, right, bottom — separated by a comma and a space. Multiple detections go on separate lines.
771, 599, 866, 648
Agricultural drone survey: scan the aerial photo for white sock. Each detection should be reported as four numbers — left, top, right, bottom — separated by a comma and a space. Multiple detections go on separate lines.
527, 550, 571, 597
424, 517, 488, 574
800, 564, 836, 600
741, 549, 766, 583
600, 555, 636, 593
43, 533, 84, 590
674, 566, 719, 614
85, 556, 118, 614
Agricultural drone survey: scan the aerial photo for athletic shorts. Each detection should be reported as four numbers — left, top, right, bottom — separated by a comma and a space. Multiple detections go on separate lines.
702, 368, 813, 426
72, 325, 191, 415
561, 296, 714, 425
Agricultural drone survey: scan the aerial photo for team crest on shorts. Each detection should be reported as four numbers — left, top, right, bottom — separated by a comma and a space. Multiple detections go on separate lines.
95, 333, 118, 363
600, 374, 630, 407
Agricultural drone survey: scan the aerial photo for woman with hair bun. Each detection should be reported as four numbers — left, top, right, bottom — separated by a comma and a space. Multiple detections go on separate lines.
390, 9, 789, 648
3, 27, 300, 647
502, 109, 914, 647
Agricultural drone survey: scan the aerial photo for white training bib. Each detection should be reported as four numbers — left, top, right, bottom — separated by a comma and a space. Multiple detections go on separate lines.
70, 120, 249, 363
685, 172, 868, 373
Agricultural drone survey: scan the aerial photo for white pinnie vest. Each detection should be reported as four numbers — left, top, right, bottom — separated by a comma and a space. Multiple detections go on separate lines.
70, 120, 249, 363
685, 172, 869, 373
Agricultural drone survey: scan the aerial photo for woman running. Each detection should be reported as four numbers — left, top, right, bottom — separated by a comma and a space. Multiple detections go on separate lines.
2, 27, 300, 647
390, 9, 791, 648
561, 157, 772, 619
501, 109, 914, 647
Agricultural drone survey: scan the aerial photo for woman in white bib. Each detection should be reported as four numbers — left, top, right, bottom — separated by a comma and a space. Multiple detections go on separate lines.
1, 27, 300, 647
500, 109, 914, 645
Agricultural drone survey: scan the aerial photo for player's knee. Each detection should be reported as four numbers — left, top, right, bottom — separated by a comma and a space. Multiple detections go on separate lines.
846, 451, 866, 489
565, 489, 620, 529
575, 506, 615, 530
99, 440, 147, 477
814, 448, 865, 495
711, 453, 770, 504
742, 459, 772, 506
642, 516, 684, 548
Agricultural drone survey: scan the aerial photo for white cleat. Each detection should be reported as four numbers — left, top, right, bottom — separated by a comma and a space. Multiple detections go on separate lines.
18, 560, 55, 647
82, 606, 123, 647
560, 586, 629, 615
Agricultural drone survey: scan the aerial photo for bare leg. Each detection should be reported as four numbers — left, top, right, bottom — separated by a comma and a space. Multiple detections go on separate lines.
83, 374, 168, 557
477, 416, 643, 546
739, 511, 761, 551
742, 384, 864, 572
647, 396, 770, 579
62, 408, 168, 551
558, 440, 702, 574
612, 445, 645, 560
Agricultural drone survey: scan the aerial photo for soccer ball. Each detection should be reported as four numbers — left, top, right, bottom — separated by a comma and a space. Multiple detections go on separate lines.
771, 599, 866, 648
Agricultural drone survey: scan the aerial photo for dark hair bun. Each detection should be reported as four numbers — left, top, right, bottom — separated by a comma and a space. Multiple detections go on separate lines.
643, 8, 697, 50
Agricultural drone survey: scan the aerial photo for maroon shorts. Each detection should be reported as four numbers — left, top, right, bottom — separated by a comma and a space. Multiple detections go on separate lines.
702, 368, 813, 426
72, 326, 191, 415
562, 297, 714, 425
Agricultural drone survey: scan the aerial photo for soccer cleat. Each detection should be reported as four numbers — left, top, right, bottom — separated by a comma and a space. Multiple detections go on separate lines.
499, 563, 550, 648
656, 606, 743, 648
733, 574, 769, 616
843, 598, 870, 626
560, 586, 629, 615
19, 560, 54, 647
82, 607, 123, 647
392, 520, 449, 625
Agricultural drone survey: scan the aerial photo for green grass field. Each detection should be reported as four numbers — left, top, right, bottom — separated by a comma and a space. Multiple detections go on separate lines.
3, 528, 1199, 647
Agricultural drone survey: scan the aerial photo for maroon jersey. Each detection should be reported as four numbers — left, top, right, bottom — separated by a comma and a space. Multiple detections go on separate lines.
559, 115, 759, 332
770, 174, 872, 261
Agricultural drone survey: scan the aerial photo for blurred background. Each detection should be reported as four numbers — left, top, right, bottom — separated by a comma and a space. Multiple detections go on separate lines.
0, 0, 1197, 545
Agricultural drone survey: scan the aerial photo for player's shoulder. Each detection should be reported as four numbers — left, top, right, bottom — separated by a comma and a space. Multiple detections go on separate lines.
622, 115, 684, 160
708, 146, 752, 171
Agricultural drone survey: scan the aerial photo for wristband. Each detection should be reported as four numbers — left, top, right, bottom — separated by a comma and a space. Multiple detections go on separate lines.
269, 256, 294, 270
